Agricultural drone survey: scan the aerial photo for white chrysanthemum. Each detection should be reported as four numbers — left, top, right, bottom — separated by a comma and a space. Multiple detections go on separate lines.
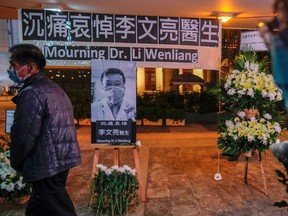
237, 90, 245, 96
274, 124, 282, 133
263, 113, 272, 120
111, 165, 119, 171
0, 165, 15, 180
252, 63, 259, 71
97, 164, 107, 171
2, 182, 15, 192
118, 167, 125, 173
237, 111, 246, 118
261, 138, 268, 145
15, 180, 26, 190
244, 61, 250, 71
0, 148, 30, 198
261, 90, 268, 97
247, 135, 255, 142
129, 169, 136, 176
225, 120, 234, 128
227, 89, 236, 95
268, 93, 276, 101
123, 165, 132, 171
247, 89, 254, 97
105, 169, 112, 176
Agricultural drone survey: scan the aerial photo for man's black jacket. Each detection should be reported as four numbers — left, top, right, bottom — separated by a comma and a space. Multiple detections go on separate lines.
10, 72, 81, 182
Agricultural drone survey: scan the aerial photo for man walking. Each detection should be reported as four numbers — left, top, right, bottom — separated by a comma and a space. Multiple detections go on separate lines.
8, 43, 81, 216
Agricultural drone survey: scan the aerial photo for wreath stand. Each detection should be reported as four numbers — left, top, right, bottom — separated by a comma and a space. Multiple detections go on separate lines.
229, 151, 267, 195
90, 144, 146, 202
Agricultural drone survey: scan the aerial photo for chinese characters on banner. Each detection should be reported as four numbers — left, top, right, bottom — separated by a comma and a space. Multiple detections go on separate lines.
91, 60, 136, 144
19, 9, 221, 69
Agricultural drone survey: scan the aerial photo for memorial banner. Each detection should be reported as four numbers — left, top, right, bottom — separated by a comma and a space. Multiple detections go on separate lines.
19, 9, 221, 69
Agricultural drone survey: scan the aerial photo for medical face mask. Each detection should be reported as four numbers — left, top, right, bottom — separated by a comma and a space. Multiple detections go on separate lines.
104, 86, 125, 105
7, 69, 21, 83
7, 65, 28, 84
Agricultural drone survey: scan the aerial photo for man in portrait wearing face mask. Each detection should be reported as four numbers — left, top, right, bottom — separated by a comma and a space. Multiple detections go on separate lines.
7, 43, 81, 216
91, 68, 136, 121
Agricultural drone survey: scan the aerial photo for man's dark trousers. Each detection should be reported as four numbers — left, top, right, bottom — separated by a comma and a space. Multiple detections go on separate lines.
25, 170, 77, 216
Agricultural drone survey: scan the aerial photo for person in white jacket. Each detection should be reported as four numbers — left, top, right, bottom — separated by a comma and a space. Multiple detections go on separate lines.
91, 68, 136, 122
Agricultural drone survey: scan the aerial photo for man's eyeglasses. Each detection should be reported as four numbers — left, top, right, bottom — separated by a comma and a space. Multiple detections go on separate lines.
9, 64, 28, 72
104, 82, 124, 89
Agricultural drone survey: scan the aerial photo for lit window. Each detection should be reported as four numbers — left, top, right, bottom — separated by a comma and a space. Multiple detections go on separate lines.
145, 68, 156, 91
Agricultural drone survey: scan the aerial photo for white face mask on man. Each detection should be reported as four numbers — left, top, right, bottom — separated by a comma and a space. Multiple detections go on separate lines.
104, 86, 125, 105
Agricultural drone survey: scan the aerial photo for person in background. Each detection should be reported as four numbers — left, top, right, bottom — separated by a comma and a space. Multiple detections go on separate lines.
8, 43, 81, 216
91, 68, 136, 122
259, 0, 288, 110
260, 0, 288, 172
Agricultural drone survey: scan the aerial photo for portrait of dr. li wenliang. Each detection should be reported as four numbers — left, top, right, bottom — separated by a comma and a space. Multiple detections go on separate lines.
91, 68, 136, 122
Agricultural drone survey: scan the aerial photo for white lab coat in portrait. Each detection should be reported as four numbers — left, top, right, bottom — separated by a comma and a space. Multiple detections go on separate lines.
91, 98, 136, 122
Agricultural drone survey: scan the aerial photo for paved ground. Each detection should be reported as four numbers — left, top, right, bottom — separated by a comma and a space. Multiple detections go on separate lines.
1, 97, 288, 215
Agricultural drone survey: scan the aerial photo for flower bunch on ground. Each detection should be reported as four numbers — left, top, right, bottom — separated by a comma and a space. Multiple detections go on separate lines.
91, 164, 139, 216
0, 134, 31, 200
218, 111, 281, 154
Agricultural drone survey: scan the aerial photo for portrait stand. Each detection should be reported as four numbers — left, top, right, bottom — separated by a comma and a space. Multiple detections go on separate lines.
229, 151, 267, 195
90, 144, 146, 202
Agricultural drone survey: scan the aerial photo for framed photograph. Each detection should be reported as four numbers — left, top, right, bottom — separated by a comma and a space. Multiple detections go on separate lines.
91, 60, 136, 144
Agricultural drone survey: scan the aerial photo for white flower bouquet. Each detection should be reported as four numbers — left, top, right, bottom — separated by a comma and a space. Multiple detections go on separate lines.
0, 135, 31, 200
91, 164, 140, 216
219, 51, 283, 112
218, 111, 282, 154
223, 64, 282, 109
216, 51, 283, 156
